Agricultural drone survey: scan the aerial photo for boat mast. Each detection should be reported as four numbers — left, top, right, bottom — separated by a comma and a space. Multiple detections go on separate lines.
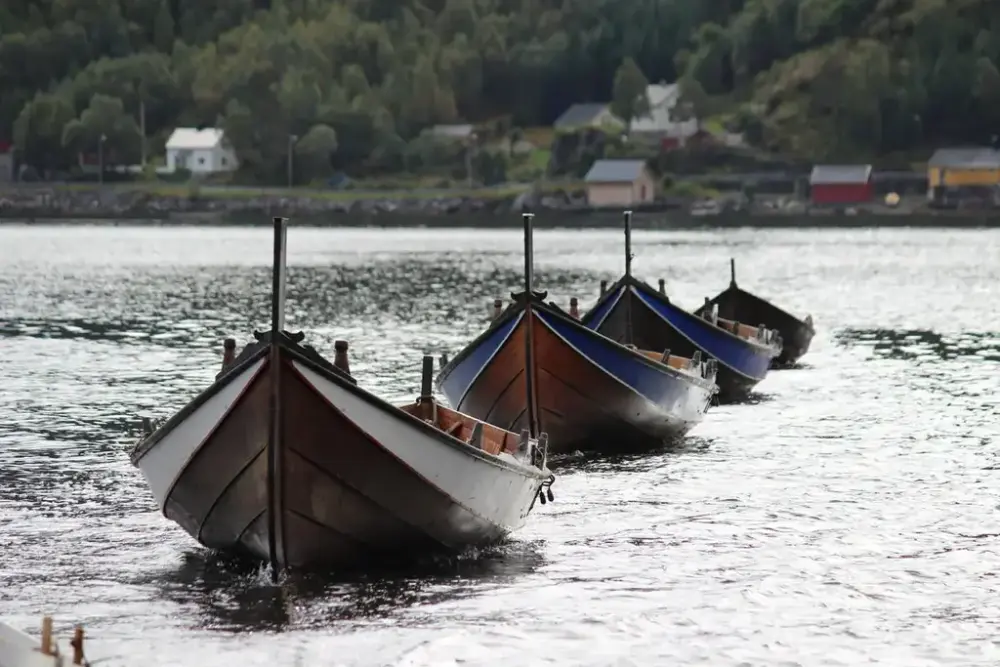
522, 212, 539, 439
266, 215, 288, 582
623, 209, 633, 346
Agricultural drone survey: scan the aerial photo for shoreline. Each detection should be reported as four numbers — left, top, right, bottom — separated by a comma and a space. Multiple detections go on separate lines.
1, 183, 999, 228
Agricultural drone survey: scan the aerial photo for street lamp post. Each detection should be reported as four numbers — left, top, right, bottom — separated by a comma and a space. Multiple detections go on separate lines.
287, 134, 297, 188
98, 134, 107, 185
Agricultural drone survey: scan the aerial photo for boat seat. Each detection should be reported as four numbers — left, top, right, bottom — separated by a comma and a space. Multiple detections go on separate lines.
716, 316, 759, 340
638, 348, 692, 371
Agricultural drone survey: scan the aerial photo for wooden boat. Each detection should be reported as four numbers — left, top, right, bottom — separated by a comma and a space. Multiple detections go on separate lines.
0, 616, 87, 667
436, 213, 718, 455
694, 259, 815, 367
579, 211, 782, 402
130, 217, 554, 577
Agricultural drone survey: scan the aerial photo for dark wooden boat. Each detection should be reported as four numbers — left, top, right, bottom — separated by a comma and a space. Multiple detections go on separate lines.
694, 259, 815, 367
130, 217, 554, 577
579, 211, 782, 402
436, 213, 718, 455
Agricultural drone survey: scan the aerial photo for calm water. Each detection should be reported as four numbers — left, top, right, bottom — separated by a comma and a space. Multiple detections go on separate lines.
1, 224, 999, 666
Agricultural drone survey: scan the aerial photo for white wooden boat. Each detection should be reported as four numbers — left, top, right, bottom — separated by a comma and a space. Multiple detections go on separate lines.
0, 617, 86, 667
130, 217, 554, 576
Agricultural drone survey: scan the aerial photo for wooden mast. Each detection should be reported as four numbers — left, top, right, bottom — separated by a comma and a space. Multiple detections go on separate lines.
623, 209, 634, 346
266, 215, 288, 581
522, 212, 539, 439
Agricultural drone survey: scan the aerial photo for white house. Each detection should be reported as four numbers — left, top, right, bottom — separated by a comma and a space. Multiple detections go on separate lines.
629, 82, 699, 145
165, 127, 238, 174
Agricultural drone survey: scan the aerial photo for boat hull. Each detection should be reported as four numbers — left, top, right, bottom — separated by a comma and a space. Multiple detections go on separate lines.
696, 286, 814, 366
133, 343, 547, 570
581, 281, 778, 402
437, 303, 716, 454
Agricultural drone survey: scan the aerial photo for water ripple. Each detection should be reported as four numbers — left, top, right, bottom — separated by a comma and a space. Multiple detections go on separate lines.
1, 224, 999, 666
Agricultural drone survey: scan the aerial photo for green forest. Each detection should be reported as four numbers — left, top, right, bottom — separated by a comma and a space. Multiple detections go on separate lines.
2, 0, 998, 185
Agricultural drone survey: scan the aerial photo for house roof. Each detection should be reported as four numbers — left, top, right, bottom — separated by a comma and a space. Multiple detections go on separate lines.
584, 159, 648, 183
809, 164, 872, 185
166, 128, 225, 150
554, 103, 613, 129
928, 147, 1000, 169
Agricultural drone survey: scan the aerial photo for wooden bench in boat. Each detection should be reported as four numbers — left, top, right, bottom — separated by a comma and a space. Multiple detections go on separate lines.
636, 348, 701, 373
399, 402, 521, 456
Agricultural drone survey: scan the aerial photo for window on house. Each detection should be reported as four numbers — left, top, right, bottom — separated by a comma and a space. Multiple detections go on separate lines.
198, 157, 205, 165
221, 157, 227, 166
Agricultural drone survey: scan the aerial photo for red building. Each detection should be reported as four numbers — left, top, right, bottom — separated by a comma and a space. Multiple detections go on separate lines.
809, 164, 873, 205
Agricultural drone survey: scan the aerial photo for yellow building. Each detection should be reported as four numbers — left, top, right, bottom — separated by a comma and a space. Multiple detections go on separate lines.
927, 147, 1000, 187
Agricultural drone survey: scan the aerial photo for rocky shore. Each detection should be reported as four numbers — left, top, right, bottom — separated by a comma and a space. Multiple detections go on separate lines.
1, 183, 998, 228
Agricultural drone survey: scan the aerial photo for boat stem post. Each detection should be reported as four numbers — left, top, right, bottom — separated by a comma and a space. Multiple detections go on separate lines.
522, 212, 539, 439
623, 210, 633, 346
658, 278, 665, 294
599, 279, 607, 296
730, 257, 736, 287
623, 210, 633, 279
334, 340, 351, 375
266, 215, 289, 583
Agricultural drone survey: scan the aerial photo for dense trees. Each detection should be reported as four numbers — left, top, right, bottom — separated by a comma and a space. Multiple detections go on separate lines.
2, 0, 998, 183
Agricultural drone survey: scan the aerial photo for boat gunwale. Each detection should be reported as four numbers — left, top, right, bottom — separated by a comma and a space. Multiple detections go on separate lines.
698, 285, 816, 334
435, 298, 526, 391
130, 344, 271, 464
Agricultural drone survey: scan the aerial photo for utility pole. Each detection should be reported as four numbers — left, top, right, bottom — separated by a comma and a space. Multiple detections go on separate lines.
139, 99, 146, 168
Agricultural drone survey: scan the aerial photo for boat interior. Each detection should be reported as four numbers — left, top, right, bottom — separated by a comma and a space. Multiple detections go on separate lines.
700, 303, 774, 343
399, 399, 522, 457
634, 348, 705, 376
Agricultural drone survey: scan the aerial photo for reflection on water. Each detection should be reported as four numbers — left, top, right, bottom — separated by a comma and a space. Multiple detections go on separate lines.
837, 327, 1000, 362
2, 225, 1000, 666
151, 541, 546, 633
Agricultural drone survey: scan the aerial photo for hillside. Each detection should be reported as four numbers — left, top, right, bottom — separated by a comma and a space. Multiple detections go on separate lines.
1, 0, 996, 183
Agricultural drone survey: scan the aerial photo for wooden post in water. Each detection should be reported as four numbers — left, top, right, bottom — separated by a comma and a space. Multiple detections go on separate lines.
522, 212, 539, 439
266, 215, 288, 583
623, 210, 634, 346
71, 626, 85, 665
40, 616, 53, 655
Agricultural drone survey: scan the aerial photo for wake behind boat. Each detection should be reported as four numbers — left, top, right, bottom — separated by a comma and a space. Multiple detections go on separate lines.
694, 259, 815, 367
436, 213, 718, 455
130, 217, 553, 576
580, 211, 782, 402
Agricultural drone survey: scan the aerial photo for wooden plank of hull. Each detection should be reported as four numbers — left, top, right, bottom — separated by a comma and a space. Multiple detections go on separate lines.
696, 287, 814, 366
588, 286, 770, 402
142, 349, 544, 571
442, 309, 713, 454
